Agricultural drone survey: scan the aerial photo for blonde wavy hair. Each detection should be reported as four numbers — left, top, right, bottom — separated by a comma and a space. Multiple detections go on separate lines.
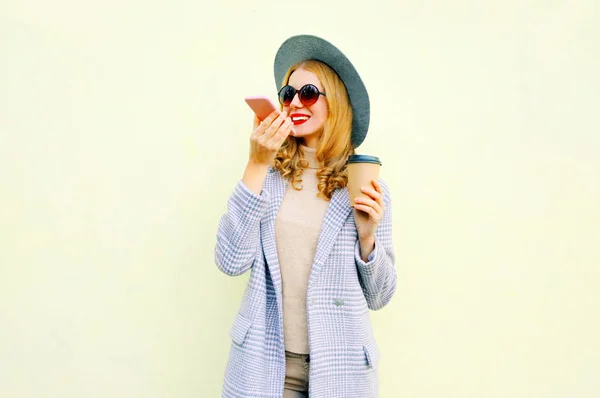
273, 60, 355, 200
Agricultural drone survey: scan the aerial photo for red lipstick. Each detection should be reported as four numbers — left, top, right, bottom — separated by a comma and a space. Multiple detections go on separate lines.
290, 113, 310, 126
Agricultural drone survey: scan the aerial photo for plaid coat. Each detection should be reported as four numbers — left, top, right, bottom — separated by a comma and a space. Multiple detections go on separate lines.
214, 167, 397, 398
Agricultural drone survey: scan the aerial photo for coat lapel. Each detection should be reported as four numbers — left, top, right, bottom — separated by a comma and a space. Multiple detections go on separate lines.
310, 186, 353, 283
260, 170, 288, 310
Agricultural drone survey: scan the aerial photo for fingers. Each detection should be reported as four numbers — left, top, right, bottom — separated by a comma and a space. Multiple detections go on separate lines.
354, 195, 383, 216
353, 203, 379, 219
252, 115, 260, 130
259, 111, 287, 141
354, 179, 385, 218
262, 110, 281, 126
266, 116, 293, 147
360, 180, 384, 207
369, 179, 383, 197
372, 179, 383, 193
252, 110, 281, 137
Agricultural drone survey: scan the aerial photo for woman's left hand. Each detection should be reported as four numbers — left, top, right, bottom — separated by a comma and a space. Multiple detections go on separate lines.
353, 179, 385, 242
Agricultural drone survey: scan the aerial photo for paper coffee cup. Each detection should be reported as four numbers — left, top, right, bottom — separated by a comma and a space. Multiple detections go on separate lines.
346, 154, 382, 207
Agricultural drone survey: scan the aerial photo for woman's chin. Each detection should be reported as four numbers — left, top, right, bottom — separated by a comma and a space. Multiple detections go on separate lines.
292, 125, 318, 137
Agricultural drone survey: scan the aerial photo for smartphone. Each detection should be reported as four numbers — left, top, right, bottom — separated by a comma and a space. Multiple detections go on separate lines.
245, 95, 295, 134
244, 95, 279, 121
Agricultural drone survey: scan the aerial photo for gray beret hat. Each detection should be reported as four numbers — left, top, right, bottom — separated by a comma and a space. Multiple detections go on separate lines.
273, 34, 370, 148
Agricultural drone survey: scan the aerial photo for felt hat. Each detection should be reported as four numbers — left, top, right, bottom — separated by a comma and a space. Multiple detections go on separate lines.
273, 34, 370, 148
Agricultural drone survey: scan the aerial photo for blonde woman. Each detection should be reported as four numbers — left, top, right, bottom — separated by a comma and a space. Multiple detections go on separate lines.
215, 35, 397, 398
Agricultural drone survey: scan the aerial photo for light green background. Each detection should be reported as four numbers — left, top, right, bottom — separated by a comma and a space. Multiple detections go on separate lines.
1, 1, 599, 397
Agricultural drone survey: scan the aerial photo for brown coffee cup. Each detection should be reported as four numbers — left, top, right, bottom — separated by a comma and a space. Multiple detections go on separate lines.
346, 154, 382, 207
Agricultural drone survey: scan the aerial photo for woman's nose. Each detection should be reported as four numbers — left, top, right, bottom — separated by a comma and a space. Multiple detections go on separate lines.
289, 93, 303, 109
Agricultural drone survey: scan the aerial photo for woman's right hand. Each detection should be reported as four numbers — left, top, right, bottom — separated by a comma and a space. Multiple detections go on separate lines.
248, 110, 293, 166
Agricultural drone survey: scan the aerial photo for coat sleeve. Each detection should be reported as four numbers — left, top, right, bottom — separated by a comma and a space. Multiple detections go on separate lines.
354, 180, 397, 310
214, 180, 270, 276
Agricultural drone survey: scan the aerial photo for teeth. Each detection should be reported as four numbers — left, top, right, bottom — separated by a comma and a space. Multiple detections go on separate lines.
292, 116, 309, 121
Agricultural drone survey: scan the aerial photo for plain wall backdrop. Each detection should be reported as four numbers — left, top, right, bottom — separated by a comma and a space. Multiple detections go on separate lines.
1, 1, 599, 397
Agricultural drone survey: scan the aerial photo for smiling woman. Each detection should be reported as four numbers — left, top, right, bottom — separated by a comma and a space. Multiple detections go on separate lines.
274, 60, 354, 199
282, 67, 331, 147
214, 34, 397, 398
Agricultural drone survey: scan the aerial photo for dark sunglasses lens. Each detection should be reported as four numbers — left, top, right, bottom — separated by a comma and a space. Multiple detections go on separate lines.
279, 86, 295, 105
299, 84, 320, 105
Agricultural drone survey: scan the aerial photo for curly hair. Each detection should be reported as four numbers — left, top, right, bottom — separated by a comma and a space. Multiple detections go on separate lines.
273, 60, 355, 200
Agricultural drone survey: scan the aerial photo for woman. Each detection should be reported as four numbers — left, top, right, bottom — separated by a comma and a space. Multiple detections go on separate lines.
214, 34, 397, 398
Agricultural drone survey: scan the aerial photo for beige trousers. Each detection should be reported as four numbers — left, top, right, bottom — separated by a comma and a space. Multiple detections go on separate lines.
283, 350, 310, 397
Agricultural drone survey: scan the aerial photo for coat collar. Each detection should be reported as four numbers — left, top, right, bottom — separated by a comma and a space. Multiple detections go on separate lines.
261, 169, 353, 305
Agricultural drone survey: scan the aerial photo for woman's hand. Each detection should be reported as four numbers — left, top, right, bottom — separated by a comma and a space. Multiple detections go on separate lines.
353, 180, 385, 260
249, 110, 293, 166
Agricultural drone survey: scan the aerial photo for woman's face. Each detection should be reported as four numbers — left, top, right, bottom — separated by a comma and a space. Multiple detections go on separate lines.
283, 68, 329, 147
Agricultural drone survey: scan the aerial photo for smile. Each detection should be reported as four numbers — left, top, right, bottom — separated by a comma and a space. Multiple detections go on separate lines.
291, 115, 310, 125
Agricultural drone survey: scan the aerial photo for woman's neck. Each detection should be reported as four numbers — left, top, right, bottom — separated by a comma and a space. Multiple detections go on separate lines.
300, 145, 319, 169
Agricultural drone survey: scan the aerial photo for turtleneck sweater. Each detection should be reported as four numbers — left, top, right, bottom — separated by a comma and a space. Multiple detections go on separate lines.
275, 145, 329, 354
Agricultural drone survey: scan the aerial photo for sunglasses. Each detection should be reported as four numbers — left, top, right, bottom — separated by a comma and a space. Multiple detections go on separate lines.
278, 84, 326, 107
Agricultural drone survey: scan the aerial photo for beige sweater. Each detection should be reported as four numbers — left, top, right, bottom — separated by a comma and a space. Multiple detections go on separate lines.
275, 145, 329, 354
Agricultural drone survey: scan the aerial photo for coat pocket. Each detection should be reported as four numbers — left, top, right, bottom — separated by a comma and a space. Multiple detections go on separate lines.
363, 340, 381, 369
229, 312, 253, 347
